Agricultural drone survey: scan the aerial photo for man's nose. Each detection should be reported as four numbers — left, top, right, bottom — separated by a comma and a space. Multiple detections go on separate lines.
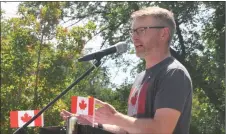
131, 32, 140, 41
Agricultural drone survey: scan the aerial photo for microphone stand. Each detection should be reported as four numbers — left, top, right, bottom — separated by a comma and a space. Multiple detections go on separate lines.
13, 60, 101, 134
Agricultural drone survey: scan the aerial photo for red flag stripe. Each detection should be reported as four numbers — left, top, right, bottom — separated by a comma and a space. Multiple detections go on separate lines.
34, 110, 42, 126
88, 97, 94, 115
10, 111, 18, 128
71, 96, 77, 113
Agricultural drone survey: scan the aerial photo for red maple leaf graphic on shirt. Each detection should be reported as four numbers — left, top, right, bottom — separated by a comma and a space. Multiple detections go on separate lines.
79, 100, 87, 110
21, 113, 32, 123
131, 93, 138, 106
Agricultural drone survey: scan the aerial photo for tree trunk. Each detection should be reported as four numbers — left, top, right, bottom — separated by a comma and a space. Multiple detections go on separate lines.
34, 25, 45, 108
175, 19, 186, 63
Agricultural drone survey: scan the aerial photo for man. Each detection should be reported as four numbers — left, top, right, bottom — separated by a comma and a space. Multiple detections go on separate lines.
61, 6, 193, 134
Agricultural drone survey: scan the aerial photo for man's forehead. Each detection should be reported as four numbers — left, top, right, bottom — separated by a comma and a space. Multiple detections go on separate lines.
131, 16, 158, 28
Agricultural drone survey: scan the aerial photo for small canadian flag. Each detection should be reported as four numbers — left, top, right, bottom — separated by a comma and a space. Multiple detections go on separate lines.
10, 110, 44, 128
71, 96, 94, 116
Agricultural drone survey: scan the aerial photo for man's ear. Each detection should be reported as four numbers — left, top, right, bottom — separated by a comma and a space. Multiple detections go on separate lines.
161, 27, 170, 41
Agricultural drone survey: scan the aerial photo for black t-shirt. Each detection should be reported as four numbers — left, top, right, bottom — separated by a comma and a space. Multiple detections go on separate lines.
128, 56, 193, 134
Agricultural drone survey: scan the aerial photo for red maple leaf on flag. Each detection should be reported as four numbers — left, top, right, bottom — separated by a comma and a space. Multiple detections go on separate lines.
21, 113, 32, 123
79, 100, 87, 110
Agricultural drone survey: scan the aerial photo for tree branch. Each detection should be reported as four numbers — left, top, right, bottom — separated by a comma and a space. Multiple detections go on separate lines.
175, 18, 186, 62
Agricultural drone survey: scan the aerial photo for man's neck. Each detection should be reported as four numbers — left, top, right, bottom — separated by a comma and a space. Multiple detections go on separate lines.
144, 49, 171, 69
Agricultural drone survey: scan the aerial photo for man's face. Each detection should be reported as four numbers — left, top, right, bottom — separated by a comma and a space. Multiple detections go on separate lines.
131, 16, 166, 58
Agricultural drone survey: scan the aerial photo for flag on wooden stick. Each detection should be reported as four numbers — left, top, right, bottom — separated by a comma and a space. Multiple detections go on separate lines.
10, 110, 44, 128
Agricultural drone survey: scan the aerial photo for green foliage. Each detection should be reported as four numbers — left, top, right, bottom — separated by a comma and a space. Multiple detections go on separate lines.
1, 2, 107, 133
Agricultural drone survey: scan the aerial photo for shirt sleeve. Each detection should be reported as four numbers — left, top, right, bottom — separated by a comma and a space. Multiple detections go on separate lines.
154, 68, 192, 112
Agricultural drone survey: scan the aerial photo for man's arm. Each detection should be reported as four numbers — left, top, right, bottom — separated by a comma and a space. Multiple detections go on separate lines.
94, 102, 181, 134
96, 124, 128, 134
112, 108, 180, 134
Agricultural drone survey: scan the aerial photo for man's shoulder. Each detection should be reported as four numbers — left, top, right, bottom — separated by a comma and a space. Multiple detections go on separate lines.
157, 57, 192, 82
168, 57, 191, 78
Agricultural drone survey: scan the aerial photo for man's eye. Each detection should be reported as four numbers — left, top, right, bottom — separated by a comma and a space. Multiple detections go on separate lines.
137, 29, 145, 32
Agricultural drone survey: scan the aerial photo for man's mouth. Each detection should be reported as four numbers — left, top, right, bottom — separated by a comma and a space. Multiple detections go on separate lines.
135, 45, 143, 48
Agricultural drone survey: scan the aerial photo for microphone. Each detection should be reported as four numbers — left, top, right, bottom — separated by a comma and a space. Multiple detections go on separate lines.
78, 41, 127, 62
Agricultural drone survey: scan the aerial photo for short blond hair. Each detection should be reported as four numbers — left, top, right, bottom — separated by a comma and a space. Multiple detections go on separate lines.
131, 6, 176, 44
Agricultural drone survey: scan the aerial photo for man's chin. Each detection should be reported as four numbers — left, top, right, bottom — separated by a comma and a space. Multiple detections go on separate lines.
136, 52, 146, 59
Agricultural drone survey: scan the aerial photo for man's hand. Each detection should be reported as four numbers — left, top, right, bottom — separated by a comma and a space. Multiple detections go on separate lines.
94, 98, 119, 125
60, 109, 72, 120
59, 97, 119, 127
60, 99, 128, 134
60, 98, 119, 125
60, 109, 96, 126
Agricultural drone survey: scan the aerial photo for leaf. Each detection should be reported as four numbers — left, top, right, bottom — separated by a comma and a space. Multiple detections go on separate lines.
79, 100, 87, 110
21, 113, 32, 123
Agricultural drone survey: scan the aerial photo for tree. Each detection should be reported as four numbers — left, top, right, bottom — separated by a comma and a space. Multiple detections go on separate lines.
1, 2, 110, 133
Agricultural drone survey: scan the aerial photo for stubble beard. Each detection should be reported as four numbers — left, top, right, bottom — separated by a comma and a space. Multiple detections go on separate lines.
135, 45, 153, 59
135, 49, 147, 59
